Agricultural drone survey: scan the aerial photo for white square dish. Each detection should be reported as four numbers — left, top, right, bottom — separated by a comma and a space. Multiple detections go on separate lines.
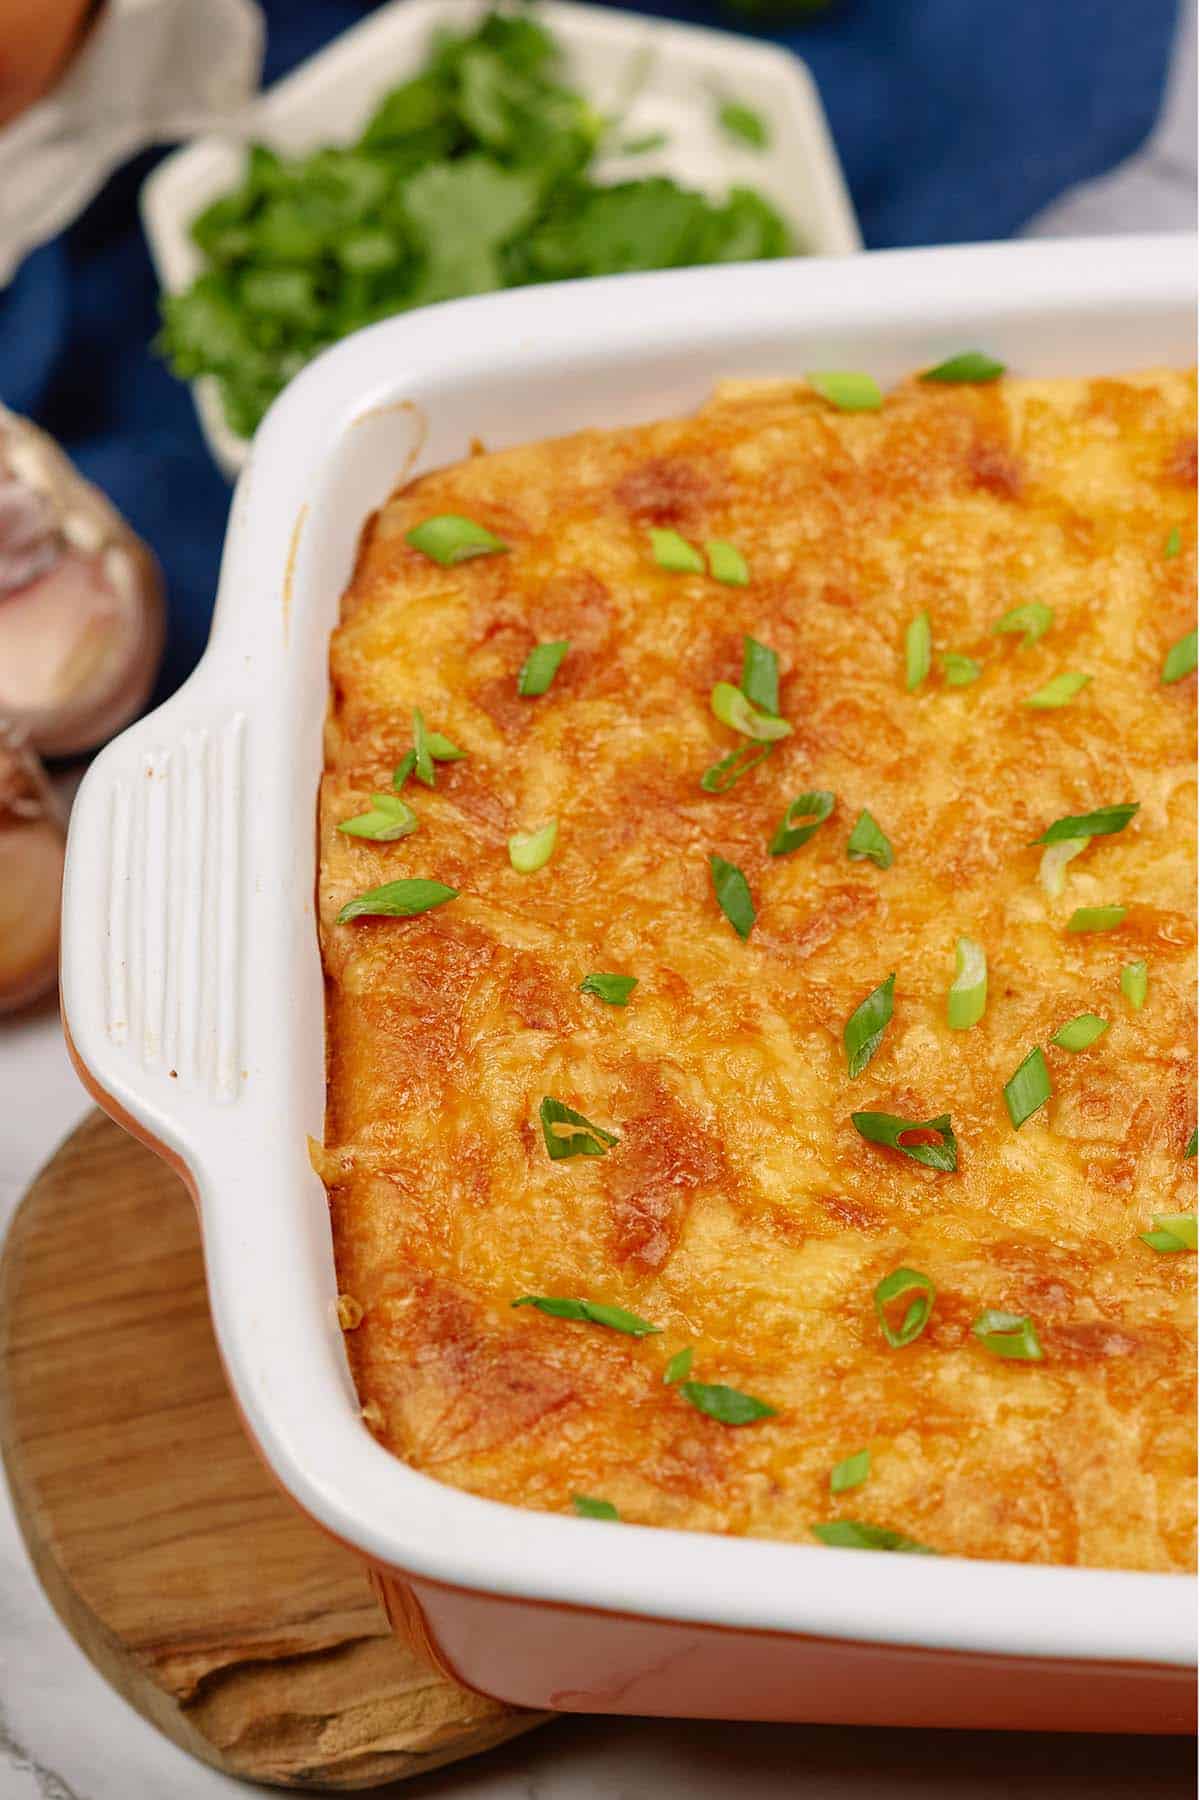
62, 235, 1197, 1730
140, 0, 861, 478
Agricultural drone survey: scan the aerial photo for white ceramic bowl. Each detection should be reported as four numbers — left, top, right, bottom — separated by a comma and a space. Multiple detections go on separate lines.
62, 236, 1197, 1730
141, 0, 861, 478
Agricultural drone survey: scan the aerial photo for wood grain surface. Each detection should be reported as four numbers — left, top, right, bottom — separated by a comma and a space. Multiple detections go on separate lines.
0, 1109, 543, 1790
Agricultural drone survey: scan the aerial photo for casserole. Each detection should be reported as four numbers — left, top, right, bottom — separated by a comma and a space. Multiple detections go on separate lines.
62, 236, 1198, 1731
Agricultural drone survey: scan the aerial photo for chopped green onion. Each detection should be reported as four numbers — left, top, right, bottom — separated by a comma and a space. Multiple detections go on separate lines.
1031, 803, 1139, 846
1140, 1212, 1197, 1253
512, 1295, 659, 1335
844, 973, 895, 1079
942, 652, 982, 687
710, 854, 756, 938
1039, 836, 1088, 898
336, 878, 458, 923
572, 1494, 619, 1520
338, 793, 419, 841
920, 350, 1005, 384
518, 640, 569, 697
741, 636, 779, 715
972, 1310, 1044, 1361
807, 370, 883, 412
406, 514, 509, 565
846, 808, 893, 869
905, 612, 931, 691
1004, 1047, 1051, 1129
811, 1520, 938, 1554
1025, 672, 1091, 709
853, 1114, 957, 1172
538, 1096, 618, 1161
710, 680, 792, 741
769, 789, 835, 856
620, 130, 668, 155
830, 1449, 871, 1494
1121, 960, 1148, 1012
1067, 905, 1126, 933
1050, 1013, 1109, 1051
700, 743, 772, 793
663, 1347, 693, 1385
1165, 526, 1182, 558
411, 708, 435, 786
717, 99, 769, 149
994, 602, 1053, 647
707, 540, 750, 586
650, 527, 704, 573
1188, 1128, 1198, 1158
874, 1267, 936, 1348
1162, 628, 1197, 684
947, 935, 988, 1030
679, 1381, 776, 1425
425, 729, 466, 762
580, 972, 638, 1006
392, 749, 416, 792
508, 820, 557, 873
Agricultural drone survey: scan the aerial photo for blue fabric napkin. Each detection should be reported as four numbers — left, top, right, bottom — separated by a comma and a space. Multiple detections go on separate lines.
0, 0, 1178, 709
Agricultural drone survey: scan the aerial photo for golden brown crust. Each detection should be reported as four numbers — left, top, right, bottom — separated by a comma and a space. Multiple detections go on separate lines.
319, 369, 1197, 1570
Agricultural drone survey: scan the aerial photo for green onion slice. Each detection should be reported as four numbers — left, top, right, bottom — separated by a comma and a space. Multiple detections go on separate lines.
679, 1381, 776, 1425
993, 602, 1053, 647
811, 1520, 938, 1554
411, 708, 435, 786
663, 1347, 693, 1385
942, 652, 982, 687
1165, 526, 1182, 558
853, 1114, 957, 1172
710, 854, 756, 938
1121, 960, 1148, 1012
920, 350, 1006, 384
336, 878, 458, 924
518, 640, 569, 697
905, 612, 932, 691
830, 1449, 871, 1494
512, 1295, 659, 1335
1050, 1013, 1109, 1052
539, 1096, 618, 1160
717, 99, 769, 148
807, 370, 883, 412
392, 749, 416, 792
707, 540, 750, 586
572, 1494, 619, 1520
1188, 1128, 1198, 1158
972, 1310, 1044, 1361
1004, 1046, 1051, 1128
406, 514, 508, 565
769, 789, 835, 856
1025, 671, 1091, 709
946, 935, 988, 1030
426, 729, 466, 762
1067, 905, 1126, 933
509, 820, 557, 873
710, 681, 792, 742
338, 793, 419, 841
620, 131, 668, 155
844, 973, 895, 1079
649, 527, 704, 573
580, 972, 638, 1006
874, 1266, 937, 1347
847, 808, 893, 869
700, 742, 773, 793
1039, 836, 1089, 898
1162, 628, 1197, 684
741, 636, 780, 715
1031, 803, 1138, 846
1140, 1212, 1197, 1253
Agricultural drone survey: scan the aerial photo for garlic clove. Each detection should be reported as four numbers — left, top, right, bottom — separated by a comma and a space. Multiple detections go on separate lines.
0, 725, 65, 1014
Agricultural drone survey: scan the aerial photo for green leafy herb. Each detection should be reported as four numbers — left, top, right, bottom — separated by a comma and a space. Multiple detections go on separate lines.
844, 973, 895, 1079
512, 1295, 659, 1335
807, 370, 883, 412
874, 1267, 936, 1348
947, 935, 987, 1030
1050, 1013, 1109, 1052
942, 652, 982, 687
337, 877, 459, 923
769, 790, 835, 856
518, 639, 570, 696
717, 99, 769, 150
1121, 960, 1148, 1012
1165, 526, 1182, 558
1162, 628, 1197, 684
706, 540, 749, 585
852, 1113, 957, 1173
338, 792, 419, 841
650, 527, 704, 573
539, 1095, 618, 1160
580, 972, 638, 1006
811, 1520, 938, 1554
679, 1381, 776, 1425
905, 612, 931, 691
700, 742, 772, 794
1140, 1212, 1197, 1253
1004, 1047, 1051, 1128
663, 1347, 693, 1385
1030, 803, 1138, 846
920, 350, 1005, 384
508, 819, 557, 872
830, 1449, 871, 1494
1067, 905, 1126, 933
1025, 671, 1091, 709
846, 808, 893, 869
710, 854, 756, 938
407, 515, 509, 565
710, 680, 792, 742
972, 1310, 1044, 1361
572, 1494, 620, 1519
741, 636, 779, 715
993, 602, 1053, 647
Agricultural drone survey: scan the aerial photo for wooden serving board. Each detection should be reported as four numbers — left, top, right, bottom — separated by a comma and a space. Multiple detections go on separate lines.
0, 1109, 544, 1789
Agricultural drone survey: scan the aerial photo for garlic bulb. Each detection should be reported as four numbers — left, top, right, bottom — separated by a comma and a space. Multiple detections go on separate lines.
0, 723, 64, 1013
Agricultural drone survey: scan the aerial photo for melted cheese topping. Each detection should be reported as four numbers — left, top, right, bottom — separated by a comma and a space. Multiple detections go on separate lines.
319, 370, 1196, 1570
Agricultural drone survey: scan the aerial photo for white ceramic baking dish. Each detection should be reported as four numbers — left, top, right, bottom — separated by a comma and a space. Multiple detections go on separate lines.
62, 235, 1198, 1732
141, 0, 860, 478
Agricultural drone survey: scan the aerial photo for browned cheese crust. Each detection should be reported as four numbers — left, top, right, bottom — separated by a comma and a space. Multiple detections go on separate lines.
318, 370, 1197, 1570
